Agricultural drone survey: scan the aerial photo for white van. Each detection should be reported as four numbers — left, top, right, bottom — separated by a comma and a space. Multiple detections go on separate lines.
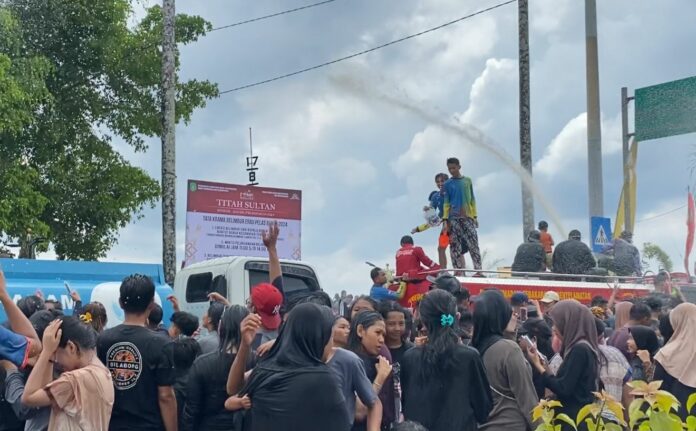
173, 256, 322, 321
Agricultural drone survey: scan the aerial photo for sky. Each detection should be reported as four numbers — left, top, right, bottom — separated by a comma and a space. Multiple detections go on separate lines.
35, 0, 696, 294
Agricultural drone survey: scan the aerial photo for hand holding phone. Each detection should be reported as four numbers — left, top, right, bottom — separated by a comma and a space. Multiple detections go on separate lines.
65, 282, 81, 302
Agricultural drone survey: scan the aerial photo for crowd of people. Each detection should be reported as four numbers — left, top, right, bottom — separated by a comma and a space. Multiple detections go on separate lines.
0, 157, 694, 430
1, 221, 694, 431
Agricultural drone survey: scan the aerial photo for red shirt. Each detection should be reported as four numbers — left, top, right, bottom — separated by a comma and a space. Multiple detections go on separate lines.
396, 244, 439, 279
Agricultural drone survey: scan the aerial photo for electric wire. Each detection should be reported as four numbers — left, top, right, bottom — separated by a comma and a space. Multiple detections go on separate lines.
218, 0, 517, 94
209, 0, 338, 32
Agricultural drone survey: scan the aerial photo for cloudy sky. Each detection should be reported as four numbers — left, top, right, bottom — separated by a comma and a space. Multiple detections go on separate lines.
42, 0, 696, 294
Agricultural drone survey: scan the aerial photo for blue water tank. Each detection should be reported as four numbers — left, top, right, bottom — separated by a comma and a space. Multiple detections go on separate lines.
0, 258, 174, 328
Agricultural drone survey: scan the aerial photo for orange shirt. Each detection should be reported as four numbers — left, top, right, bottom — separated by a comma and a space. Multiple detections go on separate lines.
540, 231, 554, 253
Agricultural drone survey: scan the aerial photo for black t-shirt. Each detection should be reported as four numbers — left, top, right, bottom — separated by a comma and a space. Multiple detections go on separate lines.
388, 341, 414, 369
401, 344, 492, 431
97, 325, 175, 431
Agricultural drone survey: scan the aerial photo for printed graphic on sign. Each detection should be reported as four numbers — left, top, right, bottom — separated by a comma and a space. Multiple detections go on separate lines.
591, 217, 613, 253
595, 226, 609, 246
184, 180, 302, 266
106, 342, 142, 390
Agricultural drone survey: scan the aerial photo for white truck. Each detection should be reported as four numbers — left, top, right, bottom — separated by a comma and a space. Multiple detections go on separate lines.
173, 256, 322, 321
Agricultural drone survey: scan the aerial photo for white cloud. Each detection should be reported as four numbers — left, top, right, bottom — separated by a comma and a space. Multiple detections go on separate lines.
246, 95, 363, 169
535, 112, 622, 177
305, 247, 395, 296
332, 158, 377, 187
460, 58, 518, 132
633, 198, 689, 273
529, 0, 573, 34
349, 3, 502, 101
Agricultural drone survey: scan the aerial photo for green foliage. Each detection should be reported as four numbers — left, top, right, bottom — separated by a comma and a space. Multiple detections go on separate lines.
0, 0, 218, 259
0, 164, 50, 248
534, 381, 696, 431
642, 242, 674, 272
533, 399, 577, 431
0, 8, 52, 135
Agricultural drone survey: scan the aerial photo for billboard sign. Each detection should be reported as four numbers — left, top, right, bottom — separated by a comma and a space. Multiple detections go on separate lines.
184, 180, 301, 266
635, 76, 696, 141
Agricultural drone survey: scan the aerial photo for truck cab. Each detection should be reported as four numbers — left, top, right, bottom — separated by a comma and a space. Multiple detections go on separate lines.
174, 256, 321, 321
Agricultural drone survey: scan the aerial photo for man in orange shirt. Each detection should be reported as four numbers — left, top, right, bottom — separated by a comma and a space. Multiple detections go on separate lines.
538, 221, 554, 270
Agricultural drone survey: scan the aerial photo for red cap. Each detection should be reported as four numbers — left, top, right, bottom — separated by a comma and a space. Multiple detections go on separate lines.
251, 283, 283, 330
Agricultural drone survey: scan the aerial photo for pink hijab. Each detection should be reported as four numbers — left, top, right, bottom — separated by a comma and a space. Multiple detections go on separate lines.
655, 303, 696, 388
613, 302, 632, 329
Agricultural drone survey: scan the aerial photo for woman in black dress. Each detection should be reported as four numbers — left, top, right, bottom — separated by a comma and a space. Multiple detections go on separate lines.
401, 289, 492, 431
527, 299, 601, 431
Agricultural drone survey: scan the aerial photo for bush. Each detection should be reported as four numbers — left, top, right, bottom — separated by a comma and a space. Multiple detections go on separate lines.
532, 381, 696, 431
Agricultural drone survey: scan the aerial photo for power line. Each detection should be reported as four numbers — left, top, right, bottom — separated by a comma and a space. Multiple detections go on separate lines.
125, 0, 339, 58
218, 0, 517, 94
209, 0, 338, 32
636, 204, 686, 224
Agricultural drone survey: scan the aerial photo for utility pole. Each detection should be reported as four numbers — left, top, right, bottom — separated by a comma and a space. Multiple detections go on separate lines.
518, 0, 534, 239
161, 0, 176, 285
585, 0, 604, 233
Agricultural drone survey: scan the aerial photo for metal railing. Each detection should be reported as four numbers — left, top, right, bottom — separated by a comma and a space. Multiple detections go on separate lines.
408, 267, 650, 284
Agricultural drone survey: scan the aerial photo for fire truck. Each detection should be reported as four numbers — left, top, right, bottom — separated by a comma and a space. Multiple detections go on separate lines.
389, 268, 695, 309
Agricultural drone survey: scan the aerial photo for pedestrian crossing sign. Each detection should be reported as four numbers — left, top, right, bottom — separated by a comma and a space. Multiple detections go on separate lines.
591, 217, 613, 253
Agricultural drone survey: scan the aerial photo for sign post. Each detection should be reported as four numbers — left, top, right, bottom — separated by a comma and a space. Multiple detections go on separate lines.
591, 216, 612, 253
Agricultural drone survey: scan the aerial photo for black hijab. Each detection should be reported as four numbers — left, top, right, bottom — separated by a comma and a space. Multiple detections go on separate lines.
261, 302, 335, 368
241, 303, 350, 431
472, 290, 513, 357
629, 325, 659, 356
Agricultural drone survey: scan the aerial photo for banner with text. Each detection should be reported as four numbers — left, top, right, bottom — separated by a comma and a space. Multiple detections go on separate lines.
184, 180, 302, 266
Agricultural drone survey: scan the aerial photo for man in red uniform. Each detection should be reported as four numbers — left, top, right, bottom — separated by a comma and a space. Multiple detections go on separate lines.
395, 235, 440, 307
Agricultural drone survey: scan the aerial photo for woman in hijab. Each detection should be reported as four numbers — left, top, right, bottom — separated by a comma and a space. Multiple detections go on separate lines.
527, 300, 600, 431
654, 303, 696, 420
473, 290, 538, 431
627, 326, 659, 382
240, 303, 349, 431
613, 302, 632, 330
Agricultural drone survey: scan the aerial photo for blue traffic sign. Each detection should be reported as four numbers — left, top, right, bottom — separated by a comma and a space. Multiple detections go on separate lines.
591, 217, 612, 253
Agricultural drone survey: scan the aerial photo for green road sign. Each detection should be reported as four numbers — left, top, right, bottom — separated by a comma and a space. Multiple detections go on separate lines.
635, 76, 696, 141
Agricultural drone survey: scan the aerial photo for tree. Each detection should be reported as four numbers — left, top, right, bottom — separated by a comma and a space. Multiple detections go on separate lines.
642, 242, 674, 273
0, 8, 52, 252
0, 0, 218, 259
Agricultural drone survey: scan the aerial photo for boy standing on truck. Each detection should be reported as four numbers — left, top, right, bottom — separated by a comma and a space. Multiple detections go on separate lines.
443, 157, 482, 271
538, 221, 554, 270
411, 173, 452, 268
97, 275, 177, 431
